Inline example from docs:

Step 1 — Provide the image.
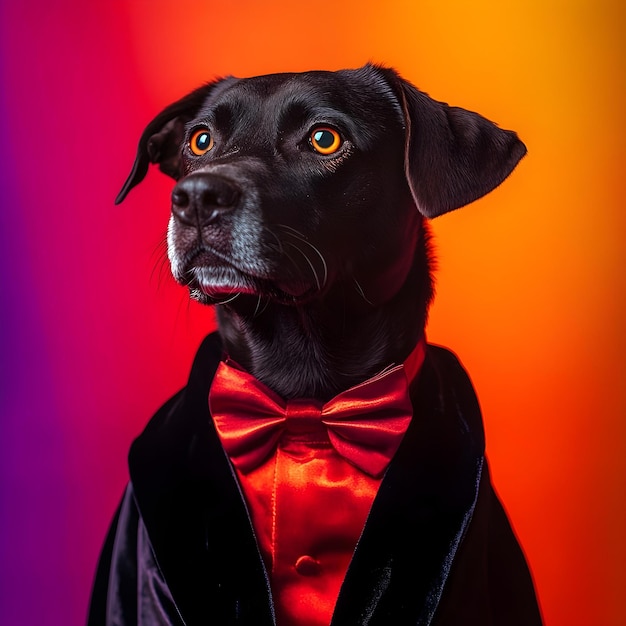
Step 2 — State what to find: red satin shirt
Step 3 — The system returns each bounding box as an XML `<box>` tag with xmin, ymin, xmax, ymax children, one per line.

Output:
<box><xmin>234</xmin><ymin>421</ymin><xmax>380</xmax><ymax>625</ymax></box>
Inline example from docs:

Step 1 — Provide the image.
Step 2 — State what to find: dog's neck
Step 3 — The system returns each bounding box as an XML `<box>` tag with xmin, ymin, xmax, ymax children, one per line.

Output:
<box><xmin>215</xmin><ymin>243</ymin><xmax>433</xmax><ymax>402</ymax></box>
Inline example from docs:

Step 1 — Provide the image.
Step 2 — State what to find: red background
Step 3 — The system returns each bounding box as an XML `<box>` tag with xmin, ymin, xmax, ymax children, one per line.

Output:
<box><xmin>0</xmin><ymin>1</ymin><xmax>624</xmax><ymax>624</ymax></box>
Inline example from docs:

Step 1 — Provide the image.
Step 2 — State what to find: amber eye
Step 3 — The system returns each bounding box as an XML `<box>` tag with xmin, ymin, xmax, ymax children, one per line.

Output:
<box><xmin>310</xmin><ymin>127</ymin><xmax>341</xmax><ymax>155</ymax></box>
<box><xmin>189</xmin><ymin>128</ymin><xmax>214</xmax><ymax>155</ymax></box>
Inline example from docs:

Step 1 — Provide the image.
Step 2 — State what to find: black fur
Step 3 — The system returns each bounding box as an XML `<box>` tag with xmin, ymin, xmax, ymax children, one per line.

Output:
<box><xmin>117</xmin><ymin>64</ymin><xmax>525</xmax><ymax>402</ymax></box>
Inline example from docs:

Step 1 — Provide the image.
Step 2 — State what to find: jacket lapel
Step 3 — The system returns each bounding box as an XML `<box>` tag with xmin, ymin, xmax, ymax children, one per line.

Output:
<box><xmin>128</xmin><ymin>333</ymin><xmax>275</xmax><ymax>625</ymax></box>
<box><xmin>331</xmin><ymin>345</ymin><xmax>486</xmax><ymax>626</ymax></box>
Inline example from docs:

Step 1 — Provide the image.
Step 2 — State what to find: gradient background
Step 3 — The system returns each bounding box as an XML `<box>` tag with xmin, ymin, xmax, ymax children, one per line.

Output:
<box><xmin>0</xmin><ymin>1</ymin><xmax>624</xmax><ymax>624</ymax></box>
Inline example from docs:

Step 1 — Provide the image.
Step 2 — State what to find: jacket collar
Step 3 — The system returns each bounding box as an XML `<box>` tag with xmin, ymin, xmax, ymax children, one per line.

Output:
<box><xmin>128</xmin><ymin>333</ymin><xmax>485</xmax><ymax>626</ymax></box>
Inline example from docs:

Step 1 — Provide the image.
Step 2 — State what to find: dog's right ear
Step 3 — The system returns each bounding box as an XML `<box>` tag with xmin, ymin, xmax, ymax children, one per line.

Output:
<box><xmin>115</xmin><ymin>81</ymin><xmax>220</xmax><ymax>205</ymax></box>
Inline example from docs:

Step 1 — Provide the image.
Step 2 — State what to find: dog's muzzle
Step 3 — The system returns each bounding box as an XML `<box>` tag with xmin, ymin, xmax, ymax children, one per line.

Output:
<box><xmin>167</xmin><ymin>169</ymin><xmax>330</xmax><ymax>305</ymax></box>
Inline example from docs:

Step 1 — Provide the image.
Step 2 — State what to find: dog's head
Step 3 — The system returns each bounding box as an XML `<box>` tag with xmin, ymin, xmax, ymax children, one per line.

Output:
<box><xmin>117</xmin><ymin>64</ymin><xmax>525</xmax><ymax>314</ymax></box>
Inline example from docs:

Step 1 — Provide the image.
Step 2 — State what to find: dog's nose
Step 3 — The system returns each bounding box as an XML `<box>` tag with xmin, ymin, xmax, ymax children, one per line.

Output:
<box><xmin>171</xmin><ymin>174</ymin><xmax>240</xmax><ymax>226</ymax></box>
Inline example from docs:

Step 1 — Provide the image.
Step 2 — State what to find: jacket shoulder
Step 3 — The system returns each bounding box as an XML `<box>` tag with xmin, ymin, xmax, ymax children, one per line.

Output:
<box><xmin>420</xmin><ymin>342</ymin><xmax>485</xmax><ymax>450</ymax></box>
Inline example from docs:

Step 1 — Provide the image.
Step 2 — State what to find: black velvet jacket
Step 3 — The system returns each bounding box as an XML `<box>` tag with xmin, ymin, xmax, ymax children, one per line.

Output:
<box><xmin>87</xmin><ymin>333</ymin><xmax>542</xmax><ymax>625</ymax></box>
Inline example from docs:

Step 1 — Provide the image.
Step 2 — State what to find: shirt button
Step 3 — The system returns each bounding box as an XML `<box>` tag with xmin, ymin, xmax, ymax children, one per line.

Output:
<box><xmin>294</xmin><ymin>555</ymin><xmax>321</xmax><ymax>576</ymax></box>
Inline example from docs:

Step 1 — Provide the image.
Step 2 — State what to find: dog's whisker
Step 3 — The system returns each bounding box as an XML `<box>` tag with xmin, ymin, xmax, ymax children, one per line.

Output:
<box><xmin>253</xmin><ymin>294</ymin><xmax>271</xmax><ymax>318</ymax></box>
<box><xmin>180</xmin><ymin>269</ymin><xmax>195</xmax><ymax>287</ymax></box>
<box><xmin>298</xmin><ymin>239</ymin><xmax>328</xmax><ymax>289</ymax></box>
<box><xmin>149</xmin><ymin>236</ymin><xmax>168</xmax><ymax>261</ymax></box>
<box><xmin>263</xmin><ymin>226</ymin><xmax>285</xmax><ymax>256</ymax></box>
<box><xmin>214</xmin><ymin>292</ymin><xmax>241</xmax><ymax>306</ymax></box>
<box><xmin>158</xmin><ymin>254</ymin><xmax>173</xmax><ymax>285</ymax></box>
<box><xmin>275</xmin><ymin>223</ymin><xmax>307</xmax><ymax>238</ymax></box>
<box><xmin>353</xmin><ymin>278</ymin><xmax>374</xmax><ymax>306</ymax></box>
<box><xmin>284</xmin><ymin>240</ymin><xmax>321</xmax><ymax>291</ymax></box>
<box><xmin>277</xmin><ymin>225</ymin><xmax>328</xmax><ymax>289</ymax></box>
<box><xmin>253</xmin><ymin>294</ymin><xmax>263</xmax><ymax>317</ymax></box>
<box><xmin>278</xmin><ymin>246</ymin><xmax>304</xmax><ymax>288</ymax></box>
<box><xmin>149</xmin><ymin>238</ymin><xmax>172</xmax><ymax>289</ymax></box>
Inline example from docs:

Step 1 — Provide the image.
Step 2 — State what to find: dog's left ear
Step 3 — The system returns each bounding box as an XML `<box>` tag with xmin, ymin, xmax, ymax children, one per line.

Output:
<box><xmin>385</xmin><ymin>70</ymin><xmax>526</xmax><ymax>218</ymax></box>
<box><xmin>115</xmin><ymin>81</ymin><xmax>221</xmax><ymax>205</ymax></box>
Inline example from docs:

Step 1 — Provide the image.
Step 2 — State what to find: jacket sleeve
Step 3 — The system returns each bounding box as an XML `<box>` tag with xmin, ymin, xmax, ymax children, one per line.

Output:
<box><xmin>86</xmin><ymin>485</ymin><xmax>184</xmax><ymax>626</ymax></box>
<box><xmin>432</xmin><ymin>465</ymin><xmax>543</xmax><ymax>625</ymax></box>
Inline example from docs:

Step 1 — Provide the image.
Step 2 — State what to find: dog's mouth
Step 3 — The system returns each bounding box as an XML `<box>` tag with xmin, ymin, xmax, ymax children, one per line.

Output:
<box><xmin>175</xmin><ymin>247</ymin><xmax>318</xmax><ymax>306</ymax></box>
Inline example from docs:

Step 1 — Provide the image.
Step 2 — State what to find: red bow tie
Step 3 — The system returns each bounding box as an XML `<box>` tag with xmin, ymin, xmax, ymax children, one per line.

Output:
<box><xmin>209</xmin><ymin>339</ymin><xmax>426</xmax><ymax>478</ymax></box>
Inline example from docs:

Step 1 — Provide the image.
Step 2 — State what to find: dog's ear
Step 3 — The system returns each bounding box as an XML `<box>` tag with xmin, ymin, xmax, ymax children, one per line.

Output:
<box><xmin>387</xmin><ymin>71</ymin><xmax>526</xmax><ymax>218</ymax></box>
<box><xmin>115</xmin><ymin>82</ymin><xmax>220</xmax><ymax>205</ymax></box>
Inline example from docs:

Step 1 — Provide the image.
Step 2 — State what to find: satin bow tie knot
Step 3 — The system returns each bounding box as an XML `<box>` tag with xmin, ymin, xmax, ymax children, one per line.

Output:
<box><xmin>281</xmin><ymin>400</ymin><xmax>326</xmax><ymax>436</ymax></box>
<box><xmin>209</xmin><ymin>339</ymin><xmax>426</xmax><ymax>478</ymax></box>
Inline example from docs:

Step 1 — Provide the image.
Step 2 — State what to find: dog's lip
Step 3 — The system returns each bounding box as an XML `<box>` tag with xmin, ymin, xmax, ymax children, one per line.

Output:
<box><xmin>193</xmin><ymin>268</ymin><xmax>317</xmax><ymax>304</ymax></box>
<box><xmin>179</xmin><ymin>247</ymin><xmax>316</xmax><ymax>304</ymax></box>
<box><xmin>194</xmin><ymin>268</ymin><xmax>260</xmax><ymax>298</ymax></box>
<box><xmin>183</xmin><ymin>258</ymin><xmax>265</xmax><ymax>297</ymax></box>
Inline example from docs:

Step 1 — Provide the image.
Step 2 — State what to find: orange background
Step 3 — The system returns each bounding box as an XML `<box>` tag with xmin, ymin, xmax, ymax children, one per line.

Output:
<box><xmin>0</xmin><ymin>1</ymin><xmax>624</xmax><ymax>624</ymax></box>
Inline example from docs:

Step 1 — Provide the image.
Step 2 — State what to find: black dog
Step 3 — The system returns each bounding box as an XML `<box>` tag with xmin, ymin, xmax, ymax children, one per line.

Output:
<box><xmin>89</xmin><ymin>65</ymin><xmax>542</xmax><ymax>625</ymax></box>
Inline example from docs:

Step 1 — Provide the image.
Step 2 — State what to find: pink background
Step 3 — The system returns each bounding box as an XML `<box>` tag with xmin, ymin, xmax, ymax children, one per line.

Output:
<box><xmin>0</xmin><ymin>1</ymin><xmax>624</xmax><ymax>624</ymax></box>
